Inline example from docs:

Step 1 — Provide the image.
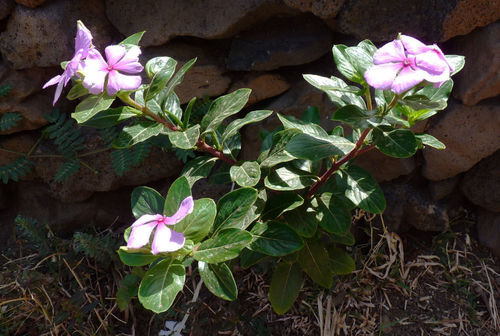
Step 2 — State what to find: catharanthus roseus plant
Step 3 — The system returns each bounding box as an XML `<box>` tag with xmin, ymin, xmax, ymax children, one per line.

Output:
<box><xmin>44</xmin><ymin>22</ymin><xmax>464</xmax><ymax>315</ymax></box>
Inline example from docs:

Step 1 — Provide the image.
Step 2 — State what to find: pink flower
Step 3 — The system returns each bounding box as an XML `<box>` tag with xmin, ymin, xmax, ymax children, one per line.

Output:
<box><xmin>127</xmin><ymin>197</ymin><xmax>194</xmax><ymax>254</ymax></box>
<box><xmin>82</xmin><ymin>45</ymin><xmax>143</xmax><ymax>96</ymax></box>
<box><xmin>43</xmin><ymin>21</ymin><xmax>93</xmax><ymax>105</ymax></box>
<box><xmin>364</xmin><ymin>35</ymin><xmax>453</xmax><ymax>94</ymax></box>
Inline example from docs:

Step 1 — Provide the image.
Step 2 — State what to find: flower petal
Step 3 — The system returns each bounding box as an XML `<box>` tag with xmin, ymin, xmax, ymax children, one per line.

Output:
<box><xmin>105</xmin><ymin>45</ymin><xmax>126</xmax><ymax>67</ymax></box>
<box><xmin>400</xmin><ymin>35</ymin><xmax>429</xmax><ymax>55</ymax></box>
<box><xmin>114</xmin><ymin>46</ymin><xmax>143</xmax><ymax>74</ymax></box>
<box><xmin>151</xmin><ymin>224</ymin><xmax>185</xmax><ymax>254</ymax></box>
<box><xmin>74</xmin><ymin>21</ymin><xmax>93</xmax><ymax>56</ymax></box>
<box><xmin>415</xmin><ymin>50</ymin><xmax>450</xmax><ymax>83</ymax></box>
<box><xmin>373</xmin><ymin>40</ymin><xmax>405</xmax><ymax>64</ymax></box>
<box><xmin>82</xmin><ymin>68</ymin><xmax>107</xmax><ymax>94</ymax></box>
<box><xmin>43</xmin><ymin>75</ymin><xmax>61</xmax><ymax>89</ymax></box>
<box><xmin>391</xmin><ymin>66</ymin><xmax>425</xmax><ymax>94</ymax></box>
<box><xmin>106</xmin><ymin>70</ymin><xmax>121</xmax><ymax>96</ymax></box>
<box><xmin>164</xmin><ymin>196</ymin><xmax>194</xmax><ymax>225</ymax></box>
<box><xmin>127</xmin><ymin>221</ymin><xmax>157</xmax><ymax>249</ymax></box>
<box><xmin>364</xmin><ymin>62</ymin><xmax>402</xmax><ymax>91</ymax></box>
<box><xmin>131</xmin><ymin>214</ymin><xmax>162</xmax><ymax>227</ymax></box>
<box><xmin>108</xmin><ymin>71</ymin><xmax>142</xmax><ymax>94</ymax></box>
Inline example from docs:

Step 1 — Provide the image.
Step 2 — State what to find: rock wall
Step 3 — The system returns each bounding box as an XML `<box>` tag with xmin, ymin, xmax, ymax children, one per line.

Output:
<box><xmin>0</xmin><ymin>0</ymin><xmax>499</xmax><ymax>251</ymax></box>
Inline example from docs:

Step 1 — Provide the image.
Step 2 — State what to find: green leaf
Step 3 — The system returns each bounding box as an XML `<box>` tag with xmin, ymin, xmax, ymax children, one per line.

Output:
<box><xmin>249</xmin><ymin>221</ymin><xmax>303</xmax><ymax>256</ymax></box>
<box><xmin>316</xmin><ymin>193</ymin><xmax>351</xmax><ymax>235</ymax></box>
<box><xmin>357</xmin><ymin>39</ymin><xmax>377</xmax><ymax>56</ymax></box>
<box><xmin>163</xmin><ymin>93</ymin><xmax>183</xmax><ymax>122</ymax></box>
<box><xmin>72</xmin><ymin>94</ymin><xmax>115</xmax><ymax>123</ymax></box>
<box><xmin>222</xmin><ymin>110</ymin><xmax>273</xmax><ymax>145</ymax></box>
<box><xmin>277</xmin><ymin>113</ymin><xmax>328</xmax><ymax>137</ymax></box>
<box><xmin>116</xmin><ymin>274</ymin><xmax>139</xmax><ymax>311</ymax></box>
<box><xmin>337</xmin><ymin>165</ymin><xmax>385</xmax><ymax>214</ymax></box>
<box><xmin>415</xmin><ymin>133</ymin><xmax>445</xmax><ymax>150</ymax></box>
<box><xmin>138</xmin><ymin>258</ymin><xmax>185</xmax><ymax>313</ymax></box>
<box><xmin>269</xmin><ymin>262</ymin><xmax>302</xmax><ymax>314</ymax></box>
<box><xmin>118</xmin><ymin>247</ymin><xmax>159</xmax><ymax>266</ymax></box>
<box><xmin>330</xmin><ymin>231</ymin><xmax>355</xmax><ymax>246</ymax></box>
<box><xmin>120</xmin><ymin>31</ymin><xmax>145</xmax><ymax>46</ymax></box>
<box><xmin>400</xmin><ymin>95</ymin><xmax>446</xmax><ymax>111</ymax></box>
<box><xmin>112</xmin><ymin>121</ymin><xmax>164</xmax><ymax>149</ymax></box>
<box><xmin>193</xmin><ymin>228</ymin><xmax>253</xmax><ymax>263</ymax></box>
<box><xmin>0</xmin><ymin>112</ymin><xmax>22</xmax><ymax>132</ymax></box>
<box><xmin>131</xmin><ymin>186</ymin><xmax>164</xmax><ymax>218</ymax></box>
<box><xmin>260</xmin><ymin>129</ymin><xmax>300</xmax><ymax>168</ymax></box>
<box><xmin>230</xmin><ymin>161</ymin><xmax>261</xmax><ymax>187</ymax></box>
<box><xmin>327</xmin><ymin>246</ymin><xmax>355</xmax><ymax>275</ymax></box>
<box><xmin>201</xmin><ymin>88</ymin><xmax>251</xmax><ymax>134</ymax></box>
<box><xmin>286</xmin><ymin>133</ymin><xmax>355</xmax><ymax>161</ymax></box>
<box><xmin>297</xmin><ymin>240</ymin><xmax>333</xmax><ymax>288</ymax></box>
<box><xmin>262</xmin><ymin>192</ymin><xmax>303</xmax><ymax>220</ymax></box>
<box><xmin>164</xmin><ymin>176</ymin><xmax>191</xmax><ymax>217</ymax></box>
<box><xmin>241</xmin><ymin>188</ymin><xmax>267</xmax><ymax>227</ymax></box>
<box><xmin>145</xmin><ymin>56</ymin><xmax>177</xmax><ymax>79</ymax></box>
<box><xmin>240</xmin><ymin>248</ymin><xmax>269</xmax><ymax>268</ymax></box>
<box><xmin>283</xmin><ymin>204</ymin><xmax>319</xmax><ymax>238</ymax></box>
<box><xmin>264</xmin><ymin>166</ymin><xmax>317</xmax><ymax>191</ymax></box>
<box><xmin>332</xmin><ymin>104</ymin><xmax>383</xmax><ymax>129</ymax></box>
<box><xmin>372</xmin><ymin>126</ymin><xmax>417</xmax><ymax>158</ymax></box>
<box><xmin>417</xmin><ymin>79</ymin><xmax>453</xmax><ymax>102</ymax></box>
<box><xmin>173</xmin><ymin>198</ymin><xmax>216</xmax><ymax>243</ymax></box>
<box><xmin>301</xmin><ymin>106</ymin><xmax>321</xmax><ymax>124</ymax></box>
<box><xmin>446</xmin><ymin>55</ymin><xmax>465</xmax><ymax>76</ymax></box>
<box><xmin>181</xmin><ymin>156</ymin><xmax>218</xmax><ymax>187</ymax></box>
<box><xmin>198</xmin><ymin>261</ymin><xmax>237</xmax><ymax>301</ymax></box>
<box><xmin>160</xmin><ymin>58</ymin><xmax>197</xmax><ymax>109</ymax></box>
<box><xmin>303</xmin><ymin>74</ymin><xmax>365</xmax><ymax>108</ymax></box>
<box><xmin>332</xmin><ymin>44</ymin><xmax>371</xmax><ymax>85</ymax></box>
<box><xmin>82</xmin><ymin>106</ymin><xmax>139</xmax><ymax>128</ymax></box>
<box><xmin>166</xmin><ymin>124</ymin><xmax>200</xmax><ymax>149</ymax></box>
<box><xmin>66</xmin><ymin>82</ymin><xmax>89</xmax><ymax>100</ymax></box>
<box><xmin>213</xmin><ymin>188</ymin><xmax>258</xmax><ymax>233</ymax></box>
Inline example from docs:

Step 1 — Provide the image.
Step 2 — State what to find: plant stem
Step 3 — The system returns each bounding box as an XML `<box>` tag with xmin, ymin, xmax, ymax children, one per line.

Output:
<box><xmin>196</xmin><ymin>139</ymin><xmax>236</xmax><ymax>165</ymax></box>
<box><xmin>306</xmin><ymin>128</ymin><xmax>373</xmax><ymax>199</ymax></box>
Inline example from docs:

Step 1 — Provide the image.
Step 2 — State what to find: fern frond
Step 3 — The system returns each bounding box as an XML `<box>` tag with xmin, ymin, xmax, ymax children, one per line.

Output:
<box><xmin>0</xmin><ymin>84</ymin><xmax>12</xmax><ymax>97</ymax></box>
<box><xmin>14</xmin><ymin>215</ymin><xmax>53</xmax><ymax>255</ymax></box>
<box><xmin>99</xmin><ymin>127</ymin><xmax>120</xmax><ymax>147</ymax></box>
<box><xmin>72</xmin><ymin>232</ymin><xmax>119</xmax><ymax>266</ymax></box>
<box><xmin>131</xmin><ymin>141</ymin><xmax>153</xmax><ymax>166</ymax></box>
<box><xmin>54</xmin><ymin>159</ymin><xmax>80</xmax><ymax>182</ymax></box>
<box><xmin>111</xmin><ymin>148</ymin><xmax>133</xmax><ymax>176</ymax></box>
<box><xmin>173</xmin><ymin>148</ymin><xmax>195</xmax><ymax>163</ymax></box>
<box><xmin>0</xmin><ymin>112</ymin><xmax>22</xmax><ymax>132</ymax></box>
<box><xmin>189</xmin><ymin>96</ymin><xmax>212</xmax><ymax>125</ymax></box>
<box><xmin>43</xmin><ymin>109</ymin><xmax>84</xmax><ymax>157</ymax></box>
<box><xmin>0</xmin><ymin>157</ymin><xmax>33</xmax><ymax>183</ymax></box>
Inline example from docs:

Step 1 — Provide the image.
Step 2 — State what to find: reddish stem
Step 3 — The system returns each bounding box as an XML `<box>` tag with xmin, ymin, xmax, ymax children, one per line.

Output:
<box><xmin>196</xmin><ymin>139</ymin><xmax>237</xmax><ymax>165</ymax></box>
<box><xmin>306</xmin><ymin>129</ymin><xmax>373</xmax><ymax>199</ymax></box>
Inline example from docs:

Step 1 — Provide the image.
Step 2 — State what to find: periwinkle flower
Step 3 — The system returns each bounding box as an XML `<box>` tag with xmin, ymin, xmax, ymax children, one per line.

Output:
<box><xmin>43</xmin><ymin>21</ymin><xmax>93</xmax><ymax>105</ymax></box>
<box><xmin>364</xmin><ymin>35</ymin><xmax>453</xmax><ymax>94</ymax></box>
<box><xmin>82</xmin><ymin>45</ymin><xmax>143</xmax><ymax>96</ymax></box>
<box><xmin>127</xmin><ymin>197</ymin><xmax>193</xmax><ymax>255</ymax></box>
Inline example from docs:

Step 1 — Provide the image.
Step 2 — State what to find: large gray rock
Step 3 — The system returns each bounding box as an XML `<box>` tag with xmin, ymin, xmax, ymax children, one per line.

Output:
<box><xmin>0</xmin><ymin>0</ymin><xmax>115</xmax><ymax>69</ymax></box>
<box><xmin>283</xmin><ymin>0</ymin><xmax>345</xmax><ymax>18</ymax></box>
<box><xmin>0</xmin><ymin>0</ymin><xmax>14</xmax><ymax>20</ymax></box>
<box><xmin>461</xmin><ymin>151</ymin><xmax>500</xmax><ymax>212</ymax></box>
<box><xmin>476</xmin><ymin>208</ymin><xmax>500</xmax><ymax>258</ymax></box>
<box><xmin>229</xmin><ymin>73</ymin><xmax>290</xmax><ymax>106</ymax></box>
<box><xmin>452</xmin><ymin>22</ymin><xmax>500</xmax><ymax>106</ymax></box>
<box><xmin>227</xmin><ymin>16</ymin><xmax>333</xmax><ymax>71</ymax></box>
<box><xmin>422</xmin><ymin>99</ymin><xmax>500</xmax><ymax>181</ymax></box>
<box><xmin>105</xmin><ymin>0</ymin><xmax>291</xmax><ymax>47</ymax></box>
<box><xmin>0</xmin><ymin>93</ymin><xmax>52</xmax><ymax>134</ymax></box>
<box><xmin>337</xmin><ymin>0</ymin><xmax>500</xmax><ymax>42</ymax></box>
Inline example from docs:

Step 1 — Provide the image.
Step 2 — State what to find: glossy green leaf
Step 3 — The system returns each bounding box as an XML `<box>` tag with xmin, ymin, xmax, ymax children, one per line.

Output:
<box><xmin>166</xmin><ymin>125</ymin><xmax>200</xmax><ymax>149</ymax></box>
<box><xmin>82</xmin><ymin>106</ymin><xmax>140</xmax><ymax>128</ymax></box>
<box><xmin>249</xmin><ymin>221</ymin><xmax>303</xmax><ymax>256</ymax></box>
<box><xmin>269</xmin><ymin>262</ymin><xmax>302</xmax><ymax>314</ymax></box>
<box><xmin>193</xmin><ymin>228</ymin><xmax>253</xmax><ymax>263</ymax></box>
<box><xmin>120</xmin><ymin>31</ymin><xmax>145</xmax><ymax>46</ymax></box>
<box><xmin>297</xmin><ymin>240</ymin><xmax>333</xmax><ymax>288</ymax></box>
<box><xmin>283</xmin><ymin>204</ymin><xmax>319</xmax><ymax>238</ymax></box>
<box><xmin>303</xmin><ymin>74</ymin><xmax>365</xmax><ymax>108</ymax></box>
<box><xmin>213</xmin><ymin>188</ymin><xmax>258</xmax><ymax>233</ymax></box>
<box><xmin>301</xmin><ymin>106</ymin><xmax>321</xmax><ymax>124</ymax></box>
<box><xmin>222</xmin><ymin>110</ymin><xmax>273</xmax><ymax>144</ymax></box>
<box><xmin>138</xmin><ymin>259</ymin><xmax>185</xmax><ymax>313</ymax></box>
<box><xmin>174</xmin><ymin>198</ymin><xmax>216</xmax><ymax>243</ymax></box>
<box><xmin>327</xmin><ymin>246</ymin><xmax>355</xmax><ymax>275</ymax></box>
<box><xmin>286</xmin><ymin>133</ymin><xmax>355</xmax><ymax>161</ymax></box>
<box><xmin>332</xmin><ymin>104</ymin><xmax>383</xmax><ymax>129</ymax></box>
<box><xmin>262</xmin><ymin>192</ymin><xmax>303</xmax><ymax>220</ymax></box>
<box><xmin>337</xmin><ymin>165</ymin><xmax>386</xmax><ymax>214</ymax></box>
<box><xmin>160</xmin><ymin>58</ymin><xmax>197</xmax><ymax>108</ymax></box>
<box><xmin>113</xmin><ymin>121</ymin><xmax>164</xmax><ymax>149</ymax></box>
<box><xmin>415</xmin><ymin>133</ymin><xmax>445</xmax><ymax>150</ymax></box>
<box><xmin>181</xmin><ymin>156</ymin><xmax>218</xmax><ymax>187</ymax></box>
<box><xmin>332</xmin><ymin>44</ymin><xmax>371</xmax><ymax>85</ymax></box>
<box><xmin>118</xmin><ymin>247</ymin><xmax>159</xmax><ymax>266</ymax></box>
<box><xmin>417</xmin><ymin>79</ymin><xmax>453</xmax><ymax>102</ymax></box>
<box><xmin>240</xmin><ymin>248</ymin><xmax>269</xmax><ymax>268</ymax></box>
<box><xmin>316</xmin><ymin>192</ymin><xmax>351</xmax><ymax>235</ymax></box>
<box><xmin>372</xmin><ymin>126</ymin><xmax>417</xmax><ymax>158</ymax></box>
<box><xmin>260</xmin><ymin>129</ymin><xmax>300</xmax><ymax>168</ymax></box>
<box><xmin>72</xmin><ymin>94</ymin><xmax>115</xmax><ymax>123</ymax></box>
<box><xmin>163</xmin><ymin>93</ymin><xmax>182</xmax><ymax>121</ymax></box>
<box><xmin>241</xmin><ymin>188</ymin><xmax>267</xmax><ymax>227</ymax></box>
<box><xmin>357</xmin><ymin>39</ymin><xmax>377</xmax><ymax>56</ymax></box>
<box><xmin>400</xmin><ymin>95</ymin><xmax>446</xmax><ymax>111</ymax></box>
<box><xmin>66</xmin><ymin>82</ymin><xmax>89</xmax><ymax>100</ymax></box>
<box><xmin>145</xmin><ymin>56</ymin><xmax>177</xmax><ymax>79</ymax></box>
<box><xmin>230</xmin><ymin>161</ymin><xmax>261</xmax><ymax>187</ymax></box>
<box><xmin>330</xmin><ymin>231</ymin><xmax>355</xmax><ymax>246</ymax></box>
<box><xmin>277</xmin><ymin>114</ymin><xmax>328</xmax><ymax>137</ymax></box>
<box><xmin>116</xmin><ymin>274</ymin><xmax>139</xmax><ymax>311</ymax></box>
<box><xmin>198</xmin><ymin>261</ymin><xmax>237</xmax><ymax>301</ymax></box>
<box><xmin>164</xmin><ymin>176</ymin><xmax>191</xmax><ymax>217</ymax></box>
<box><xmin>201</xmin><ymin>88</ymin><xmax>251</xmax><ymax>134</ymax></box>
<box><xmin>131</xmin><ymin>186</ymin><xmax>164</xmax><ymax>218</ymax></box>
<box><xmin>264</xmin><ymin>166</ymin><xmax>317</xmax><ymax>191</ymax></box>
<box><xmin>446</xmin><ymin>55</ymin><xmax>465</xmax><ymax>75</ymax></box>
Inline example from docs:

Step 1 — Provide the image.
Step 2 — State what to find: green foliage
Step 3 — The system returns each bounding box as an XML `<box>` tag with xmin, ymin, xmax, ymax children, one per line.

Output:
<box><xmin>43</xmin><ymin>109</ymin><xmax>85</xmax><ymax>158</ymax></box>
<box><xmin>0</xmin><ymin>156</ymin><xmax>33</xmax><ymax>183</ymax></box>
<box><xmin>0</xmin><ymin>112</ymin><xmax>22</xmax><ymax>132</ymax></box>
<box><xmin>72</xmin><ymin>231</ymin><xmax>120</xmax><ymax>267</ymax></box>
<box><xmin>0</xmin><ymin>84</ymin><xmax>12</xmax><ymax>97</ymax></box>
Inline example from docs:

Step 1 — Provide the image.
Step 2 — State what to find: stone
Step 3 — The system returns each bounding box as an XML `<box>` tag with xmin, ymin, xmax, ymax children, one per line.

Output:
<box><xmin>283</xmin><ymin>0</ymin><xmax>345</xmax><ymax>18</ymax></box>
<box><xmin>0</xmin><ymin>0</ymin><xmax>115</xmax><ymax>69</ymax></box>
<box><xmin>15</xmin><ymin>0</ymin><xmax>47</xmax><ymax>8</ymax></box>
<box><xmin>476</xmin><ymin>208</ymin><xmax>500</xmax><ymax>258</ymax></box>
<box><xmin>0</xmin><ymin>94</ymin><xmax>52</xmax><ymax>134</ymax></box>
<box><xmin>105</xmin><ymin>0</ymin><xmax>291</xmax><ymax>47</ymax></box>
<box><xmin>227</xmin><ymin>16</ymin><xmax>333</xmax><ymax>71</ymax></box>
<box><xmin>0</xmin><ymin>0</ymin><xmax>14</xmax><ymax>20</ymax></box>
<box><xmin>429</xmin><ymin>176</ymin><xmax>459</xmax><ymax>201</ymax></box>
<box><xmin>0</xmin><ymin>133</ymin><xmax>38</xmax><ymax>167</ymax></box>
<box><xmin>461</xmin><ymin>150</ymin><xmax>500</xmax><ymax>212</ymax></box>
<box><xmin>382</xmin><ymin>181</ymin><xmax>449</xmax><ymax>232</ymax></box>
<box><xmin>229</xmin><ymin>73</ymin><xmax>290</xmax><ymax>106</ymax></box>
<box><xmin>336</xmin><ymin>0</ymin><xmax>500</xmax><ymax>43</ymax></box>
<box><xmin>452</xmin><ymin>22</ymin><xmax>500</xmax><ymax>105</ymax></box>
<box><xmin>422</xmin><ymin>99</ymin><xmax>500</xmax><ymax>181</ymax></box>
<box><xmin>0</xmin><ymin>65</ymin><xmax>54</xmax><ymax>104</ymax></box>
<box><xmin>354</xmin><ymin>149</ymin><xmax>416</xmax><ymax>183</ymax></box>
<box><xmin>142</xmin><ymin>42</ymin><xmax>231</xmax><ymax>104</ymax></box>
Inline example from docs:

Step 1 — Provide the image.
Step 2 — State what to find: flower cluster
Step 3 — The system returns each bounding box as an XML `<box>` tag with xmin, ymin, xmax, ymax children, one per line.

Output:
<box><xmin>43</xmin><ymin>21</ymin><xmax>143</xmax><ymax>105</ymax></box>
<box><xmin>364</xmin><ymin>35</ymin><xmax>453</xmax><ymax>94</ymax></box>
